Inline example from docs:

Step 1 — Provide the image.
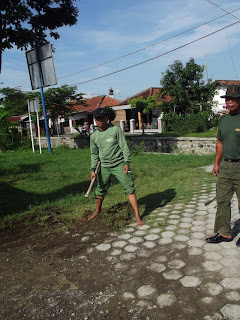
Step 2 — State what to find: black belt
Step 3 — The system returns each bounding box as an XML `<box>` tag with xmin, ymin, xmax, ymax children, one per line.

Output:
<box><xmin>224</xmin><ymin>159</ymin><xmax>240</xmax><ymax>163</ymax></box>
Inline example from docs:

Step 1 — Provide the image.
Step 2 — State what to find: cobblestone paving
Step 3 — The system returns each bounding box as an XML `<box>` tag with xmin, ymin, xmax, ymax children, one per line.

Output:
<box><xmin>81</xmin><ymin>183</ymin><xmax>240</xmax><ymax>320</ymax></box>
<box><xmin>1</xmin><ymin>182</ymin><xmax>240</xmax><ymax>320</ymax></box>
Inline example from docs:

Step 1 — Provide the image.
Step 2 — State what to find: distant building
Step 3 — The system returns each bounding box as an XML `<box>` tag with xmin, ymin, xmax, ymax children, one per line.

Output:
<box><xmin>65</xmin><ymin>95</ymin><xmax>120</xmax><ymax>134</ymax></box>
<box><xmin>112</xmin><ymin>87</ymin><xmax>171</xmax><ymax>130</ymax></box>
<box><xmin>213</xmin><ymin>80</ymin><xmax>240</xmax><ymax>114</ymax></box>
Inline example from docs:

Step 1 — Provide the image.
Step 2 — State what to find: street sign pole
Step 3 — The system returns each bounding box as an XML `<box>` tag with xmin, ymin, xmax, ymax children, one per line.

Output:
<box><xmin>26</xmin><ymin>42</ymin><xmax>57</xmax><ymax>155</ymax></box>
<box><xmin>28</xmin><ymin>108</ymin><xmax>35</xmax><ymax>153</ymax></box>
<box><xmin>35</xmin><ymin>46</ymin><xmax>52</xmax><ymax>154</ymax></box>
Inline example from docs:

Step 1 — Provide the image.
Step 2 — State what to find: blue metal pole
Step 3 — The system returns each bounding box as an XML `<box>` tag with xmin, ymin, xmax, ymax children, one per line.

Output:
<box><xmin>39</xmin><ymin>81</ymin><xmax>52</xmax><ymax>154</ymax></box>
<box><xmin>35</xmin><ymin>46</ymin><xmax>52</xmax><ymax>154</ymax></box>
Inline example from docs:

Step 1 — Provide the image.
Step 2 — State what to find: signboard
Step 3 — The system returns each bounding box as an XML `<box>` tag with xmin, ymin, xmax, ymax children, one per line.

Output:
<box><xmin>27</xmin><ymin>97</ymin><xmax>42</xmax><ymax>154</ymax></box>
<box><xmin>27</xmin><ymin>97</ymin><xmax>39</xmax><ymax>112</ymax></box>
<box><xmin>26</xmin><ymin>42</ymin><xmax>57</xmax><ymax>90</ymax></box>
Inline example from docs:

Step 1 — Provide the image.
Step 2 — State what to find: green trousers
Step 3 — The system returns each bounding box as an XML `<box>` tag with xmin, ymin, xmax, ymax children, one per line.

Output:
<box><xmin>214</xmin><ymin>160</ymin><xmax>240</xmax><ymax>236</ymax></box>
<box><xmin>95</xmin><ymin>162</ymin><xmax>135</xmax><ymax>196</ymax></box>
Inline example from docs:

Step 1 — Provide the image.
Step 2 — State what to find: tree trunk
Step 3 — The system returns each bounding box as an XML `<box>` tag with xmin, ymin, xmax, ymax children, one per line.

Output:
<box><xmin>141</xmin><ymin>113</ymin><xmax>144</xmax><ymax>135</ymax></box>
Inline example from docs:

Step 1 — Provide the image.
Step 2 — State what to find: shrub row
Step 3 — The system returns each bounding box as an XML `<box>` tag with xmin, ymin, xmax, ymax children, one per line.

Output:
<box><xmin>163</xmin><ymin>112</ymin><xmax>218</xmax><ymax>134</ymax></box>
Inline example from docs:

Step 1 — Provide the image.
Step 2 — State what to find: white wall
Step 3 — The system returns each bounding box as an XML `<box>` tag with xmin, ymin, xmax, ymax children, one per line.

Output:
<box><xmin>212</xmin><ymin>87</ymin><xmax>227</xmax><ymax>114</ymax></box>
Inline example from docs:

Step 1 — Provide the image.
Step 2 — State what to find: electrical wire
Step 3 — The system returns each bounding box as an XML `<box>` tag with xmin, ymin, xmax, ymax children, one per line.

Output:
<box><xmin>69</xmin><ymin>21</ymin><xmax>239</xmax><ymax>86</ymax></box>
<box><xmin>207</xmin><ymin>0</ymin><xmax>239</xmax><ymax>80</ymax></box>
<box><xmin>57</xmin><ymin>8</ymin><xmax>240</xmax><ymax>80</ymax></box>
<box><xmin>207</xmin><ymin>0</ymin><xmax>240</xmax><ymax>21</ymax></box>
<box><xmin>20</xmin><ymin>6</ymin><xmax>240</xmax><ymax>91</ymax></box>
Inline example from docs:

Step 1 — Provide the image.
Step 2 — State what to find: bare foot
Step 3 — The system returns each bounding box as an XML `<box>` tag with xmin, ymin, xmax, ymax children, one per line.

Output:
<box><xmin>88</xmin><ymin>211</ymin><xmax>99</xmax><ymax>221</ymax></box>
<box><xmin>136</xmin><ymin>219</ymin><xmax>144</xmax><ymax>226</ymax></box>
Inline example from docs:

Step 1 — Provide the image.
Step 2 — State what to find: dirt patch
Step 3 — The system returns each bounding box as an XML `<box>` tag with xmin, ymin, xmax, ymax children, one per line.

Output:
<box><xmin>0</xmin><ymin>219</ymin><xmax>116</xmax><ymax>320</ymax></box>
<box><xmin>0</xmin><ymin>215</ymin><xmax>226</xmax><ymax>320</ymax></box>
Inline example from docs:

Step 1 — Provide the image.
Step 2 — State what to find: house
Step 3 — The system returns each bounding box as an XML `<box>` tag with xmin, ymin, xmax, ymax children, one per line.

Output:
<box><xmin>8</xmin><ymin>114</ymin><xmax>29</xmax><ymax>133</ymax></box>
<box><xmin>112</xmin><ymin>87</ymin><xmax>171</xmax><ymax>130</ymax></box>
<box><xmin>213</xmin><ymin>80</ymin><xmax>240</xmax><ymax>114</ymax></box>
<box><xmin>64</xmin><ymin>95</ymin><xmax>120</xmax><ymax>134</ymax></box>
<box><xmin>7</xmin><ymin>95</ymin><xmax>120</xmax><ymax>136</ymax></box>
<box><xmin>8</xmin><ymin>114</ymin><xmax>29</xmax><ymax>123</ymax></box>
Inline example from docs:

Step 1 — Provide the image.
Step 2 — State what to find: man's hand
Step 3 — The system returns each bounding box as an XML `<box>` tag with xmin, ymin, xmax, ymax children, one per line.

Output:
<box><xmin>124</xmin><ymin>164</ymin><xmax>130</xmax><ymax>175</ymax></box>
<box><xmin>91</xmin><ymin>171</ymin><xmax>97</xmax><ymax>180</ymax></box>
<box><xmin>212</xmin><ymin>164</ymin><xmax>219</xmax><ymax>176</ymax></box>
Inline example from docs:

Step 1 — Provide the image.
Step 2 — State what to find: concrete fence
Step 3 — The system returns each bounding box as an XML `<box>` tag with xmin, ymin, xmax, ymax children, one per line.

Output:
<box><xmin>38</xmin><ymin>136</ymin><xmax>217</xmax><ymax>155</ymax></box>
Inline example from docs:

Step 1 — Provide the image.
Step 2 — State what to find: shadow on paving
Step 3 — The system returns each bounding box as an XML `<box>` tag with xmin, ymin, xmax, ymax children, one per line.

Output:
<box><xmin>232</xmin><ymin>218</ymin><xmax>240</xmax><ymax>239</ymax></box>
<box><xmin>0</xmin><ymin>180</ymin><xmax>89</xmax><ymax>218</ymax></box>
<box><xmin>139</xmin><ymin>188</ymin><xmax>176</xmax><ymax>219</ymax></box>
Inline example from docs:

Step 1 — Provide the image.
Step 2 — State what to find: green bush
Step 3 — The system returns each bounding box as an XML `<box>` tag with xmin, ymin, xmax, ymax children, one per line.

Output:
<box><xmin>0</xmin><ymin>127</ymin><xmax>23</xmax><ymax>151</ymax></box>
<box><xmin>163</xmin><ymin>112</ymin><xmax>213</xmax><ymax>134</ymax></box>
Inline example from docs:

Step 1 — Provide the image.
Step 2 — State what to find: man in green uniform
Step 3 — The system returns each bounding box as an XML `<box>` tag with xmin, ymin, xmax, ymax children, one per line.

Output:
<box><xmin>88</xmin><ymin>108</ymin><xmax>144</xmax><ymax>226</ymax></box>
<box><xmin>206</xmin><ymin>84</ymin><xmax>240</xmax><ymax>246</ymax></box>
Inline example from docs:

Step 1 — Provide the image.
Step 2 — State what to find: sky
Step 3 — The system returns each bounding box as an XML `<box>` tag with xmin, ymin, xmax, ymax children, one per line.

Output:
<box><xmin>1</xmin><ymin>0</ymin><xmax>240</xmax><ymax>100</ymax></box>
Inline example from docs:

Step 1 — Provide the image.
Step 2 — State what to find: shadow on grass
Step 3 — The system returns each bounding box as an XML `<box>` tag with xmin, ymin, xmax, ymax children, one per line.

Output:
<box><xmin>139</xmin><ymin>189</ymin><xmax>176</xmax><ymax>219</ymax></box>
<box><xmin>0</xmin><ymin>180</ymin><xmax>90</xmax><ymax>218</ymax></box>
<box><xmin>0</xmin><ymin>163</ymin><xmax>43</xmax><ymax>178</ymax></box>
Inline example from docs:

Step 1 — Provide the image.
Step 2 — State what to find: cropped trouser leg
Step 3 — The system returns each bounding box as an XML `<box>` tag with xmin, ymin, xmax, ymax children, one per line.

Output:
<box><xmin>214</xmin><ymin>161</ymin><xmax>240</xmax><ymax>236</ymax></box>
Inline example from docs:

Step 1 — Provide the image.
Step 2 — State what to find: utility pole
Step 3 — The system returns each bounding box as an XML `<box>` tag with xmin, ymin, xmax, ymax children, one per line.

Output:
<box><xmin>204</xmin><ymin>56</ymin><xmax>209</xmax><ymax>81</ymax></box>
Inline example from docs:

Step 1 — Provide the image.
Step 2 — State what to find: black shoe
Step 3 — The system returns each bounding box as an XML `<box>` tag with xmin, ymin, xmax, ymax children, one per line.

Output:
<box><xmin>236</xmin><ymin>238</ymin><xmax>240</xmax><ymax>247</ymax></box>
<box><xmin>206</xmin><ymin>233</ymin><xmax>233</xmax><ymax>244</ymax></box>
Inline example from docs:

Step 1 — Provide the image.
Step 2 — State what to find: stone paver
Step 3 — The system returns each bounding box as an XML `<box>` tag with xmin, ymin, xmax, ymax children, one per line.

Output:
<box><xmin>137</xmin><ymin>285</ymin><xmax>157</xmax><ymax>298</ymax></box>
<box><xmin>9</xmin><ymin>184</ymin><xmax>239</xmax><ymax>320</ymax></box>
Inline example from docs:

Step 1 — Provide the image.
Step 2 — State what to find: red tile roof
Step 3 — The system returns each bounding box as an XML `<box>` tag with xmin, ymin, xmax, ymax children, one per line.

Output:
<box><xmin>118</xmin><ymin>87</ymin><xmax>171</xmax><ymax>105</ymax></box>
<box><xmin>69</xmin><ymin>95</ymin><xmax>120</xmax><ymax>113</ymax></box>
<box><xmin>215</xmin><ymin>80</ymin><xmax>240</xmax><ymax>87</ymax></box>
<box><xmin>8</xmin><ymin>114</ymin><xmax>28</xmax><ymax>122</ymax></box>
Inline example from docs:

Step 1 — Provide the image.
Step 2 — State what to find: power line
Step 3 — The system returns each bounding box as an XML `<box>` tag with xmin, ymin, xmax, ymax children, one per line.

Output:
<box><xmin>208</xmin><ymin>0</ymin><xmax>239</xmax><ymax>80</ymax></box>
<box><xmin>70</xmin><ymin>21</ymin><xmax>239</xmax><ymax>86</ymax></box>
<box><xmin>207</xmin><ymin>0</ymin><xmax>240</xmax><ymax>20</ymax></box>
<box><xmin>58</xmin><ymin>8</ymin><xmax>240</xmax><ymax>80</ymax></box>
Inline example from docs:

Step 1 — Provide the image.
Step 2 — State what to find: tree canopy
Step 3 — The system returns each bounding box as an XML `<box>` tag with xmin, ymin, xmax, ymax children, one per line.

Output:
<box><xmin>128</xmin><ymin>96</ymin><xmax>160</xmax><ymax>134</ymax></box>
<box><xmin>0</xmin><ymin>85</ymin><xmax>82</xmax><ymax>117</ymax></box>
<box><xmin>0</xmin><ymin>87</ymin><xmax>29</xmax><ymax>116</ymax></box>
<box><xmin>0</xmin><ymin>0</ymin><xmax>79</xmax><ymax>72</ymax></box>
<box><xmin>44</xmin><ymin>85</ymin><xmax>80</xmax><ymax>119</ymax></box>
<box><xmin>159</xmin><ymin>58</ymin><xmax>216</xmax><ymax>114</ymax></box>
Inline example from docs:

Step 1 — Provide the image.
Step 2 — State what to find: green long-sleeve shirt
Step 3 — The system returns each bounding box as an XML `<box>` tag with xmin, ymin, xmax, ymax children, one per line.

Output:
<box><xmin>90</xmin><ymin>124</ymin><xmax>131</xmax><ymax>171</ymax></box>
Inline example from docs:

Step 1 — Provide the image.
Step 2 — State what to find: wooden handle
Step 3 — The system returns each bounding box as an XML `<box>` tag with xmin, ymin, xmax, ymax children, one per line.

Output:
<box><xmin>84</xmin><ymin>161</ymin><xmax>100</xmax><ymax>198</ymax></box>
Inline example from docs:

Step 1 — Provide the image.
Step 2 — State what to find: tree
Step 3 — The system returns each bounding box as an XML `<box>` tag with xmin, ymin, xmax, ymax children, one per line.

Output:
<box><xmin>44</xmin><ymin>84</ymin><xmax>80</xmax><ymax>134</ymax></box>
<box><xmin>0</xmin><ymin>108</ymin><xmax>22</xmax><ymax>151</ymax></box>
<box><xmin>0</xmin><ymin>87</ymin><xmax>39</xmax><ymax>116</ymax></box>
<box><xmin>159</xmin><ymin>58</ymin><xmax>215</xmax><ymax>114</ymax></box>
<box><xmin>128</xmin><ymin>96</ymin><xmax>161</xmax><ymax>134</ymax></box>
<box><xmin>0</xmin><ymin>0</ymin><xmax>78</xmax><ymax>72</ymax></box>
<box><xmin>128</xmin><ymin>97</ymin><xmax>147</xmax><ymax>134</ymax></box>
<box><xmin>0</xmin><ymin>87</ymin><xmax>28</xmax><ymax>116</ymax></box>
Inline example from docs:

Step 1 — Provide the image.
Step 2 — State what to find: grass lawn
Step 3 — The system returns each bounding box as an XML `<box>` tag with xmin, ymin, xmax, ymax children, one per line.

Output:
<box><xmin>0</xmin><ymin>147</ymin><xmax>216</xmax><ymax>230</ymax></box>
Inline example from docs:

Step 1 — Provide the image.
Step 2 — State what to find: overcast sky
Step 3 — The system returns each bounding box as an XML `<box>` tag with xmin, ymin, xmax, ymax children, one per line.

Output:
<box><xmin>1</xmin><ymin>0</ymin><xmax>240</xmax><ymax>100</ymax></box>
